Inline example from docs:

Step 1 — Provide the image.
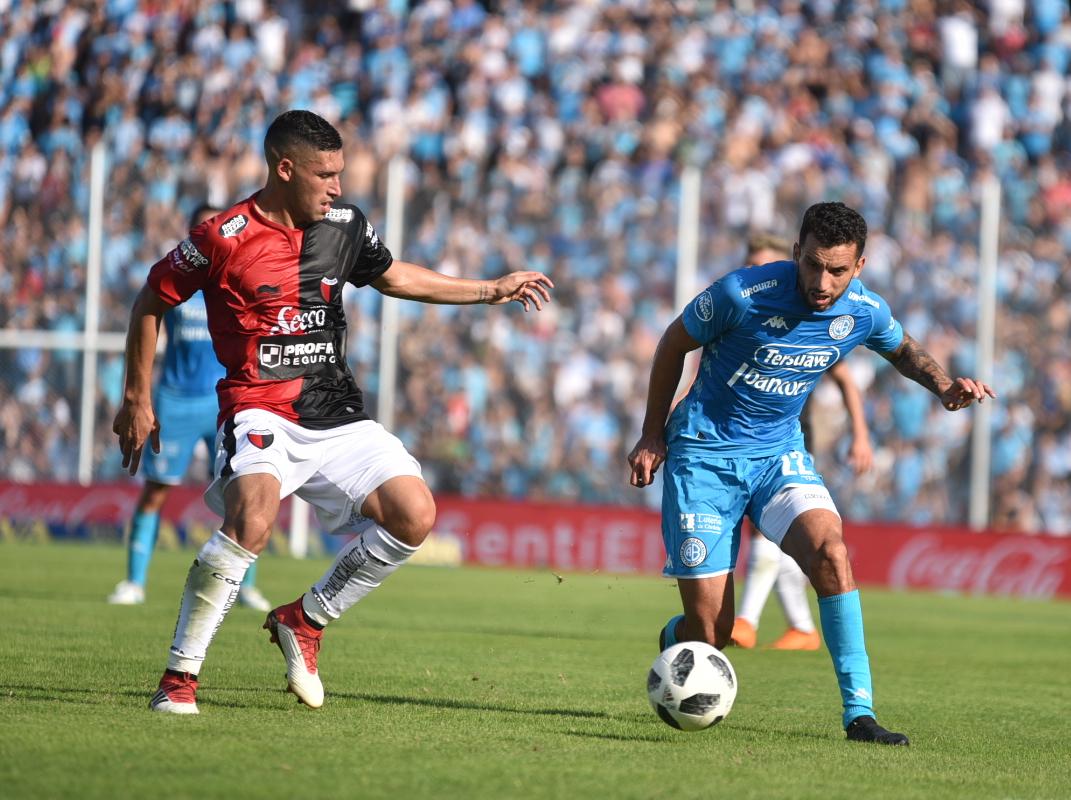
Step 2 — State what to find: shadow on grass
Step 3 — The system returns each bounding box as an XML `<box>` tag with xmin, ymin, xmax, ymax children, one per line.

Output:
<box><xmin>343</xmin><ymin>618</ymin><xmax>609</xmax><ymax>642</ymax></box>
<box><xmin>1</xmin><ymin>682</ymin><xmax>615</xmax><ymax>721</ymax></box>
<box><xmin>332</xmin><ymin>690</ymin><xmax>612</xmax><ymax>720</ymax></box>
<box><xmin>0</xmin><ymin>682</ymin><xmax>284</xmax><ymax>711</ymax></box>
<box><xmin>564</xmin><ymin>729</ymin><xmax>674</xmax><ymax>744</ymax></box>
<box><xmin>1</xmin><ymin>683</ymin><xmax>147</xmax><ymax>703</ymax></box>
<box><xmin>726</xmin><ymin>722</ymin><xmax>830</xmax><ymax>742</ymax></box>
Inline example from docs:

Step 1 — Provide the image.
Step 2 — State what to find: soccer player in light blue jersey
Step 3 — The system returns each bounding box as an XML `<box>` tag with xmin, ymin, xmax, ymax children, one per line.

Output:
<box><xmin>731</xmin><ymin>233</ymin><xmax>873</xmax><ymax>652</ymax></box>
<box><xmin>108</xmin><ymin>205</ymin><xmax>271</xmax><ymax>611</ymax></box>
<box><xmin>628</xmin><ymin>202</ymin><xmax>995</xmax><ymax>745</ymax></box>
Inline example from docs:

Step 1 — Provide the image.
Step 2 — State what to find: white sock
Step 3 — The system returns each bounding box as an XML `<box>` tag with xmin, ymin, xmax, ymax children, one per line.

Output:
<box><xmin>167</xmin><ymin>531</ymin><xmax>256</xmax><ymax>674</ymax></box>
<box><xmin>303</xmin><ymin>524</ymin><xmax>418</xmax><ymax>626</ymax></box>
<box><xmin>737</xmin><ymin>534</ymin><xmax>782</xmax><ymax>627</ymax></box>
<box><xmin>775</xmin><ymin>552</ymin><xmax>816</xmax><ymax>633</ymax></box>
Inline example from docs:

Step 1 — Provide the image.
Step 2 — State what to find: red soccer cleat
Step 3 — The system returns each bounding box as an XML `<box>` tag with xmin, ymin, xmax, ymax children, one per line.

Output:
<box><xmin>264</xmin><ymin>598</ymin><xmax>325</xmax><ymax>708</ymax></box>
<box><xmin>150</xmin><ymin>670</ymin><xmax>199</xmax><ymax>715</ymax></box>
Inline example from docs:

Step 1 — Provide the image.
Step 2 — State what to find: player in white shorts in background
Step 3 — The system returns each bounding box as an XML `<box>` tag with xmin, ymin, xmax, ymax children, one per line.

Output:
<box><xmin>730</xmin><ymin>233</ymin><xmax>874</xmax><ymax>651</ymax></box>
<box><xmin>113</xmin><ymin>110</ymin><xmax>554</xmax><ymax>714</ymax></box>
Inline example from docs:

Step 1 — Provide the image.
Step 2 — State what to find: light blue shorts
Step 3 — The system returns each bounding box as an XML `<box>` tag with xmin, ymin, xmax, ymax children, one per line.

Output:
<box><xmin>142</xmin><ymin>386</ymin><xmax>219</xmax><ymax>485</ymax></box>
<box><xmin>661</xmin><ymin>447</ymin><xmax>827</xmax><ymax>578</ymax></box>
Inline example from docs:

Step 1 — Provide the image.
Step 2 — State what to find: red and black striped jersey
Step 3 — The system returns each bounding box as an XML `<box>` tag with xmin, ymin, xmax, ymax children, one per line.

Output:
<box><xmin>148</xmin><ymin>193</ymin><xmax>393</xmax><ymax>429</ymax></box>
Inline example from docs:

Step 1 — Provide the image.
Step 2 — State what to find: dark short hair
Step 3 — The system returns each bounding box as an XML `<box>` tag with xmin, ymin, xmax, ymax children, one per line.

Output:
<box><xmin>798</xmin><ymin>202</ymin><xmax>867</xmax><ymax>256</ymax></box>
<box><xmin>264</xmin><ymin>110</ymin><xmax>343</xmax><ymax>166</ymax></box>
<box><xmin>189</xmin><ymin>203</ymin><xmax>219</xmax><ymax>227</ymax></box>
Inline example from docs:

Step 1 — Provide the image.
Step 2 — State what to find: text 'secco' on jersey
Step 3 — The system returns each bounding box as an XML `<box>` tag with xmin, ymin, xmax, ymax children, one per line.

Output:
<box><xmin>148</xmin><ymin>195</ymin><xmax>393</xmax><ymax>429</ymax></box>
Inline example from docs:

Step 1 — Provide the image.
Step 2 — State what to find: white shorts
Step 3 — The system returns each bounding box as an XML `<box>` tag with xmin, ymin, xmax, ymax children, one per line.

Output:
<box><xmin>205</xmin><ymin>409</ymin><xmax>423</xmax><ymax>534</ymax></box>
<box><xmin>757</xmin><ymin>484</ymin><xmax>840</xmax><ymax>546</ymax></box>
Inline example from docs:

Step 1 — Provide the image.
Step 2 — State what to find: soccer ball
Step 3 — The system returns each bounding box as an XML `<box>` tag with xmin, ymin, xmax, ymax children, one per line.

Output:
<box><xmin>647</xmin><ymin>641</ymin><xmax>738</xmax><ymax>731</ymax></box>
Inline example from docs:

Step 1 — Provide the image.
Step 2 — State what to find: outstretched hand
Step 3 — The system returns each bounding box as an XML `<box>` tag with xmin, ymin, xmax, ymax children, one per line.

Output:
<box><xmin>487</xmin><ymin>271</ymin><xmax>554</xmax><ymax>311</ymax></box>
<box><xmin>939</xmin><ymin>377</ymin><xmax>996</xmax><ymax>411</ymax></box>
<box><xmin>112</xmin><ymin>401</ymin><xmax>161</xmax><ymax>476</ymax></box>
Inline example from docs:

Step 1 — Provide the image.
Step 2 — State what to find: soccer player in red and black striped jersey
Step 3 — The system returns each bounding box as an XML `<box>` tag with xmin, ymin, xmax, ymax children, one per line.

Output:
<box><xmin>113</xmin><ymin>110</ymin><xmax>554</xmax><ymax>714</ymax></box>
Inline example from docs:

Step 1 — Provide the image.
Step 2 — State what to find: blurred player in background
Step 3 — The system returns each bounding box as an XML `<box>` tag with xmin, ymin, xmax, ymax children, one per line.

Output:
<box><xmin>629</xmin><ymin>201</ymin><xmax>995</xmax><ymax>745</ymax></box>
<box><xmin>113</xmin><ymin>110</ymin><xmax>553</xmax><ymax>715</ymax></box>
<box><xmin>730</xmin><ymin>233</ymin><xmax>873</xmax><ymax>652</ymax></box>
<box><xmin>108</xmin><ymin>204</ymin><xmax>271</xmax><ymax>612</ymax></box>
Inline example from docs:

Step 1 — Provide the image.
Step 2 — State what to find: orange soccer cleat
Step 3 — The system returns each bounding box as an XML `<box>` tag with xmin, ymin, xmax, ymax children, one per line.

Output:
<box><xmin>769</xmin><ymin>627</ymin><xmax>821</xmax><ymax>651</ymax></box>
<box><xmin>730</xmin><ymin>618</ymin><xmax>757</xmax><ymax>649</ymax></box>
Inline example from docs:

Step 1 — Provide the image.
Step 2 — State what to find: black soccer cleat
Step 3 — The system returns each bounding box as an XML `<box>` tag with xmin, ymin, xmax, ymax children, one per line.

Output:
<box><xmin>845</xmin><ymin>716</ymin><xmax>910</xmax><ymax>746</ymax></box>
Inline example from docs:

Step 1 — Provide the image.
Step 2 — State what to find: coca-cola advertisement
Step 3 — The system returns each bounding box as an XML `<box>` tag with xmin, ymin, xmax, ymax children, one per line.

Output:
<box><xmin>843</xmin><ymin>522</ymin><xmax>1071</xmax><ymax>600</ymax></box>
<box><xmin>1</xmin><ymin>481</ymin><xmax>1069</xmax><ymax>599</ymax></box>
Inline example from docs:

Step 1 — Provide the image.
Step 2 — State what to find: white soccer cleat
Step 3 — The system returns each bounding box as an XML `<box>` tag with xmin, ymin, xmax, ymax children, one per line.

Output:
<box><xmin>264</xmin><ymin>599</ymin><xmax>324</xmax><ymax>708</ymax></box>
<box><xmin>238</xmin><ymin>586</ymin><xmax>272</xmax><ymax>612</ymax></box>
<box><xmin>150</xmin><ymin>671</ymin><xmax>199</xmax><ymax>715</ymax></box>
<box><xmin>108</xmin><ymin>580</ymin><xmax>146</xmax><ymax>605</ymax></box>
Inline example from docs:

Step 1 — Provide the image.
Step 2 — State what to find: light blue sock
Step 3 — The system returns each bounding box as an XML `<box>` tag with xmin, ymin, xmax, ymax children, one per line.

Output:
<box><xmin>127</xmin><ymin>511</ymin><xmax>160</xmax><ymax>587</ymax></box>
<box><xmin>818</xmin><ymin>590</ymin><xmax>874</xmax><ymax>728</ymax></box>
<box><xmin>242</xmin><ymin>560</ymin><xmax>258</xmax><ymax>589</ymax></box>
<box><xmin>659</xmin><ymin>614</ymin><xmax>685</xmax><ymax>651</ymax></box>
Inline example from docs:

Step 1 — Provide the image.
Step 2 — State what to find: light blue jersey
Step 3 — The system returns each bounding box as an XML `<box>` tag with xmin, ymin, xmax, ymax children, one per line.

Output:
<box><xmin>668</xmin><ymin>260</ymin><xmax>903</xmax><ymax>457</ymax></box>
<box><xmin>160</xmin><ymin>291</ymin><xmax>224</xmax><ymax>396</ymax></box>
<box><xmin>143</xmin><ymin>291</ymin><xmax>223</xmax><ymax>484</ymax></box>
<box><xmin>660</xmin><ymin>260</ymin><xmax>904</xmax><ymax>580</ymax></box>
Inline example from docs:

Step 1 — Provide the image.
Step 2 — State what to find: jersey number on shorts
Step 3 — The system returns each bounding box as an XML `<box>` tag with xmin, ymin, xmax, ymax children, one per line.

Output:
<box><xmin>780</xmin><ymin>451</ymin><xmax>813</xmax><ymax>477</ymax></box>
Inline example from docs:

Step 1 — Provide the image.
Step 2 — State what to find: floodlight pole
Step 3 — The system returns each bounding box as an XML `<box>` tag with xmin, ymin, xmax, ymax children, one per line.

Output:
<box><xmin>377</xmin><ymin>154</ymin><xmax>406</xmax><ymax>429</ymax></box>
<box><xmin>968</xmin><ymin>175</ymin><xmax>1000</xmax><ymax>530</ymax></box>
<box><xmin>78</xmin><ymin>141</ymin><xmax>106</xmax><ymax>486</ymax></box>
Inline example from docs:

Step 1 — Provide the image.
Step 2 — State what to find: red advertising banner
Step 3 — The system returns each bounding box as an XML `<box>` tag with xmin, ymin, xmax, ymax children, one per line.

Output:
<box><xmin>841</xmin><ymin>522</ymin><xmax>1071</xmax><ymax>600</ymax></box>
<box><xmin>1</xmin><ymin>482</ymin><xmax>1069</xmax><ymax>599</ymax></box>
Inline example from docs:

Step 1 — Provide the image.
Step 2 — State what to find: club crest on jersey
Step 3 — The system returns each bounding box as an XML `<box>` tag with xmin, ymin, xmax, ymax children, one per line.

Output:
<box><xmin>320</xmin><ymin>276</ymin><xmax>338</xmax><ymax>302</ymax></box>
<box><xmin>695</xmin><ymin>291</ymin><xmax>714</xmax><ymax>322</ymax></box>
<box><xmin>679</xmin><ymin>537</ymin><xmax>707</xmax><ymax>568</ymax></box>
<box><xmin>828</xmin><ymin>315</ymin><xmax>855</xmax><ymax>340</ymax></box>
<box><xmin>248</xmin><ymin>429</ymin><xmax>274</xmax><ymax>449</ymax></box>
<box><xmin>219</xmin><ymin>214</ymin><xmax>248</xmax><ymax>238</ymax></box>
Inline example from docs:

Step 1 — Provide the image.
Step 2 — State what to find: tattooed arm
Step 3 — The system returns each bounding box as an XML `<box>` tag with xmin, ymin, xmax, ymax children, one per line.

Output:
<box><xmin>881</xmin><ymin>332</ymin><xmax>997</xmax><ymax>411</ymax></box>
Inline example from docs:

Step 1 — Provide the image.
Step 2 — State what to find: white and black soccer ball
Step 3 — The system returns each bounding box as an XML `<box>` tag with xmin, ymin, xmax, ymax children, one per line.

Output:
<box><xmin>647</xmin><ymin>641</ymin><xmax>738</xmax><ymax>731</ymax></box>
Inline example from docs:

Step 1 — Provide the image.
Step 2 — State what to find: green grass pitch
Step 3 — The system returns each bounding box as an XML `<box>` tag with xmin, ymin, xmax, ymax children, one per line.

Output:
<box><xmin>1</xmin><ymin>540</ymin><xmax>1069</xmax><ymax>799</ymax></box>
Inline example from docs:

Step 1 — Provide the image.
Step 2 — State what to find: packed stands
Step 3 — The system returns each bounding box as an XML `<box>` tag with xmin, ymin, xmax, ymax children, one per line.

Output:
<box><xmin>0</xmin><ymin>0</ymin><xmax>1068</xmax><ymax>533</ymax></box>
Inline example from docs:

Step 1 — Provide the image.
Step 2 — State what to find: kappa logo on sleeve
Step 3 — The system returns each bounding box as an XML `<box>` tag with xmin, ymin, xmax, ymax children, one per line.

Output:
<box><xmin>219</xmin><ymin>214</ymin><xmax>248</xmax><ymax>238</ymax></box>
<box><xmin>247</xmin><ymin>429</ymin><xmax>274</xmax><ymax>449</ymax></box>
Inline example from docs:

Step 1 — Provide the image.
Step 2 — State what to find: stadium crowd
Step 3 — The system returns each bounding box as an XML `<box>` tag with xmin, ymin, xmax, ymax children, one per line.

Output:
<box><xmin>0</xmin><ymin>0</ymin><xmax>1069</xmax><ymax>534</ymax></box>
